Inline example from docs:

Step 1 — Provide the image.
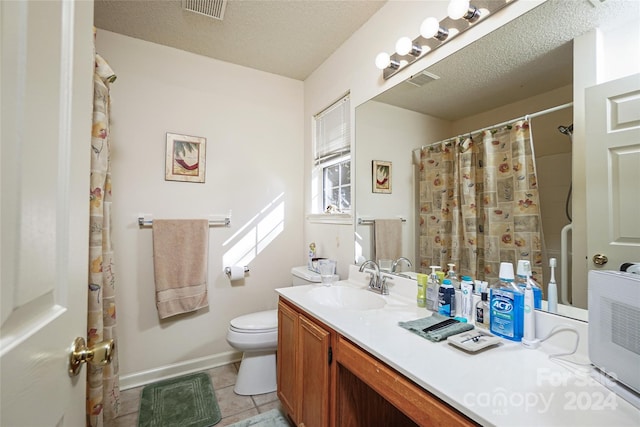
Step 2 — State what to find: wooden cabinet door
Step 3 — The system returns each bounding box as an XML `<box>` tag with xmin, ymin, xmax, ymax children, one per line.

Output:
<box><xmin>297</xmin><ymin>314</ymin><xmax>331</xmax><ymax>427</ymax></box>
<box><xmin>336</xmin><ymin>336</ymin><xmax>475</xmax><ymax>426</ymax></box>
<box><xmin>277</xmin><ymin>300</ymin><xmax>299</xmax><ymax>422</ymax></box>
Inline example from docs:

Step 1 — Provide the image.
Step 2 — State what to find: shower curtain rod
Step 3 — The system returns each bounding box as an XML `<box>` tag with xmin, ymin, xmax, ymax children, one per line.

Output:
<box><xmin>414</xmin><ymin>102</ymin><xmax>574</xmax><ymax>153</ymax></box>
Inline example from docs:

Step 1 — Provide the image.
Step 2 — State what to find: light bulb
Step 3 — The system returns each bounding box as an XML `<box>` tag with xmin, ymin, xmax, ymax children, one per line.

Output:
<box><xmin>420</xmin><ymin>17</ymin><xmax>440</xmax><ymax>39</ymax></box>
<box><xmin>448</xmin><ymin>0</ymin><xmax>470</xmax><ymax>20</ymax></box>
<box><xmin>396</xmin><ymin>37</ymin><xmax>413</xmax><ymax>56</ymax></box>
<box><xmin>375</xmin><ymin>52</ymin><xmax>391</xmax><ymax>70</ymax></box>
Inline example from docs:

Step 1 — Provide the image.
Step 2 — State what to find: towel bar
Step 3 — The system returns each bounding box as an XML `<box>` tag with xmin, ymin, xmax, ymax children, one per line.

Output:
<box><xmin>137</xmin><ymin>216</ymin><xmax>231</xmax><ymax>227</ymax></box>
<box><xmin>358</xmin><ymin>218</ymin><xmax>406</xmax><ymax>225</ymax></box>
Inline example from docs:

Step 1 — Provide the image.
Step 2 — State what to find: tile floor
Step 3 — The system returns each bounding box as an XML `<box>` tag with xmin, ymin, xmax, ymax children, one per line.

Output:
<box><xmin>106</xmin><ymin>362</ymin><xmax>289</xmax><ymax>427</ymax></box>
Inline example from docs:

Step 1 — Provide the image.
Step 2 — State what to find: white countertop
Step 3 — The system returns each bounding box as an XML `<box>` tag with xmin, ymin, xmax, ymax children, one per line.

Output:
<box><xmin>276</xmin><ymin>267</ymin><xmax>640</xmax><ymax>426</ymax></box>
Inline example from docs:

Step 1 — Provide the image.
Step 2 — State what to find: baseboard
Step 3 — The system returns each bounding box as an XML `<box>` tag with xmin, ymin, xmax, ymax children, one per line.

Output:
<box><xmin>119</xmin><ymin>350</ymin><xmax>243</xmax><ymax>390</ymax></box>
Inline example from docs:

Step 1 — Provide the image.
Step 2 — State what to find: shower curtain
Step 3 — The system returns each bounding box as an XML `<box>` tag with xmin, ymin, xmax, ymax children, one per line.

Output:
<box><xmin>418</xmin><ymin>120</ymin><xmax>544</xmax><ymax>284</ymax></box>
<box><xmin>87</xmin><ymin>50</ymin><xmax>120</xmax><ymax>426</ymax></box>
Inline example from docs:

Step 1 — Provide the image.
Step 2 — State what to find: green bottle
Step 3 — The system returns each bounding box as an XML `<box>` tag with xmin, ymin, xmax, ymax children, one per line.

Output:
<box><xmin>416</xmin><ymin>273</ymin><xmax>427</xmax><ymax>308</ymax></box>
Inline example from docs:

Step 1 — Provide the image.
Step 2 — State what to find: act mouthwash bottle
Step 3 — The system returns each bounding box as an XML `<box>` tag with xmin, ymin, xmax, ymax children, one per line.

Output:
<box><xmin>490</xmin><ymin>262</ymin><xmax>524</xmax><ymax>341</ymax></box>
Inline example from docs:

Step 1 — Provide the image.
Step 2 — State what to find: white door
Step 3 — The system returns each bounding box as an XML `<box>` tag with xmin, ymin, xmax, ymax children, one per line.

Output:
<box><xmin>586</xmin><ymin>73</ymin><xmax>640</xmax><ymax>284</ymax></box>
<box><xmin>1</xmin><ymin>1</ymin><xmax>95</xmax><ymax>425</ymax></box>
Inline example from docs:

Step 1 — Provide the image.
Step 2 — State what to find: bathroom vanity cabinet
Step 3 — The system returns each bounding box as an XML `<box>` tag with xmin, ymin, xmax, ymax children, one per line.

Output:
<box><xmin>277</xmin><ymin>298</ymin><xmax>475</xmax><ymax>427</ymax></box>
<box><xmin>276</xmin><ymin>275</ymin><xmax>640</xmax><ymax>426</ymax></box>
<box><xmin>277</xmin><ymin>299</ymin><xmax>333</xmax><ymax>427</ymax></box>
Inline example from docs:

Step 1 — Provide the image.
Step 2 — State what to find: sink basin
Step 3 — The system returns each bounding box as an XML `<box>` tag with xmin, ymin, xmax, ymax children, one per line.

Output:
<box><xmin>308</xmin><ymin>286</ymin><xmax>386</xmax><ymax>310</ymax></box>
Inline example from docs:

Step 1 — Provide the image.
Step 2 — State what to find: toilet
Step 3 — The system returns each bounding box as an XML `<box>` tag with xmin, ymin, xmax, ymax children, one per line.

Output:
<box><xmin>226</xmin><ymin>266</ymin><xmax>322</xmax><ymax>395</ymax></box>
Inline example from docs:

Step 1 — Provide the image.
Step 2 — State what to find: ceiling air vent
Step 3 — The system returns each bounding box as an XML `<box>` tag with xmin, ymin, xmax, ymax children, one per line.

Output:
<box><xmin>182</xmin><ymin>0</ymin><xmax>227</xmax><ymax>20</ymax></box>
<box><xmin>406</xmin><ymin>70</ymin><xmax>440</xmax><ymax>87</ymax></box>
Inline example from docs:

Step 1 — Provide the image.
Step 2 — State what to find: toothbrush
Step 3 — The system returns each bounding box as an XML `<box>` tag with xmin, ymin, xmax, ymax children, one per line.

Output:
<box><xmin>522</xmin><ymin>281</ymin><xmax>539</xmax><ymax>348</ymax></box>
<box><xmin>547</xmin><ymin>258</ymin><xmax>558</xmax><ymax>313</ymax></box>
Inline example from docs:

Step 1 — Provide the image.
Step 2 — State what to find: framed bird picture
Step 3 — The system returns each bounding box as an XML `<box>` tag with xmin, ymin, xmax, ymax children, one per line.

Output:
<box><xmin>372</xmin><ymin>160</ymin><xmax>391</xmax><ymax>194</ymax></box>
<box><xmin>165</xmin><ymin>132</ymin><xmax>206</xmax><ymax>183</ymax></box>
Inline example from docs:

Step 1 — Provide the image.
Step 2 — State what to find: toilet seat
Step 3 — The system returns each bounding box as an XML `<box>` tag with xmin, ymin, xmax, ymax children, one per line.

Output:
<box><xmin>229</xmin><ymin>309</ymin><xmax>277</xmax><ymax>334</ymax></box>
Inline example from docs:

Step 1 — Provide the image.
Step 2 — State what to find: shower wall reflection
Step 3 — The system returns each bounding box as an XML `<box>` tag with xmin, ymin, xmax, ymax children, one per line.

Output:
<box><xmin>529</xmin><ymin>106</ymin><xmax>573</xmax><ymax>298</ymax></box>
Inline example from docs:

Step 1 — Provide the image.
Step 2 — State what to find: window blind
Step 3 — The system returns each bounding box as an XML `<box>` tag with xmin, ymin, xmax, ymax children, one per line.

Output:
<box><xmin>314</xmin><ymin>95</ymin><xmax>350</xmax><ymax>165</ymax></box>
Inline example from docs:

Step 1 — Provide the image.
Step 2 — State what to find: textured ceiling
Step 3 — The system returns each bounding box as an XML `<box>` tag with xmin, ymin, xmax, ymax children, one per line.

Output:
<box><xmin>373</xmin><ymin>0</ymin><xmax>640</xmax><ymax>121</ymax></box>
<box><xmin>94</xmin><ymin>0</ymin><xmax>637</xmax><ymax>119</ymax></box>
<box><xmin>94</xmin><ymin>0</ymin><xmax>386</xmax><ymax>81</ymax></box>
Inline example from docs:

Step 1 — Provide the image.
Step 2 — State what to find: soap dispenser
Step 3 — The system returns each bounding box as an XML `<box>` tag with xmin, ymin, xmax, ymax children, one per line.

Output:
<box><xmin>426</xmin><ymin>266</ymin><xmax>441</xmax><ymax>311</ymax></box>
<box><xmin>446</xmin><ymin>263</ymin><xmax>460</xmax><ymax>289</ymax></box>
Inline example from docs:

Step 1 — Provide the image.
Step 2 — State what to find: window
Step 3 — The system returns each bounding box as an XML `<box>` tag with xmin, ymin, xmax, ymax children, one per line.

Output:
<box><xmin>313</xmin><ymin>94</ymin><xmax>351</xmax><ymax>213</ymax></box>
<box><xmin>322</xmin><ymin>156</ymin><xmax>351</xmax><ymax>211</ymax></box>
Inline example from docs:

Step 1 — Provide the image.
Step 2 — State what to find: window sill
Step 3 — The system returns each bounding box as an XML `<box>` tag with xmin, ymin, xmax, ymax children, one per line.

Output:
<box><xmin>306</xmin><ymin>213</ymin><xmax>353</xmax><ymax>225</ymax></box>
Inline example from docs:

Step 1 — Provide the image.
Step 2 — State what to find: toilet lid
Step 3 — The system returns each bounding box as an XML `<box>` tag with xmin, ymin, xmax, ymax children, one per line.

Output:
<box><xmin>291</xmin><ymin>266</ymin><xmax>322</xmax><ymax>283</ymax></box>
<box><xmin>230</xmin><ymin>309</ymin><xmax>278</xmax><ymax>332</ymax></box>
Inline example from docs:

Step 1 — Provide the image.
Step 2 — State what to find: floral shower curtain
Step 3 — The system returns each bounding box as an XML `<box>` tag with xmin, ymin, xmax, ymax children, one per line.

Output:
<box><xmin>418</xmin><ymin>120</ymin><xmax>544</xmax><ymax>284</ymax></box>
<box><xmin>87</xmin><ymin>51</ymin><xmax>120</xmax><ymax>426</ymax></box>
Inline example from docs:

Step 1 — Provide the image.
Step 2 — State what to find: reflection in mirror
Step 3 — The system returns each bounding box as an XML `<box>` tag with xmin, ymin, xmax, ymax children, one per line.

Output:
<box><xmin>355</xmin><ymin>0</ymin><xmax>639</xmax><ymax>322</ymax></box>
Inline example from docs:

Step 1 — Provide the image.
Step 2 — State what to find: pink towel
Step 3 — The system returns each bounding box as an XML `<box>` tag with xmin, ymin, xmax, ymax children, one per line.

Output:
<box><xmin>152</xmin><ymin>219</ymin><xmax>209</xmax><ymax>319</ymax></box>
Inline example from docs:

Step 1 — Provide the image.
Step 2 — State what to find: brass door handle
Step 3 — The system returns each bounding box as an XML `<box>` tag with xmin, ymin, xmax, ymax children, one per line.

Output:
<box><xmin>592</xmin><ymin>254</ymin><xmax>608</xmax><ymax>266</ymax></box>
<box><xmin>68</xmin><ymin>337</ymin><xmax>114</xmax><ymax>377</ymax></box>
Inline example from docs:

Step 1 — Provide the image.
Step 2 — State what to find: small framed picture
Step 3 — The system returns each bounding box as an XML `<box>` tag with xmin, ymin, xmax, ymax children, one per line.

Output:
<box><xmin>372</xmin><ymin>160</ymin><xmax>392</xmax><ymax>194</ymax></box>
<box><xmin>165</xmin><ymin>132</ymin><xmax>206</xmax><ymax>183</ymax></box>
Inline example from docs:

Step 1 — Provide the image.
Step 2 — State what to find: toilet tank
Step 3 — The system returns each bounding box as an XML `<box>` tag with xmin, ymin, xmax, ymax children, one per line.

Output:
<box><xmin>291</xmin><ymin>266</ymin><xmax>322</xmax><ymax>285</ymax></box>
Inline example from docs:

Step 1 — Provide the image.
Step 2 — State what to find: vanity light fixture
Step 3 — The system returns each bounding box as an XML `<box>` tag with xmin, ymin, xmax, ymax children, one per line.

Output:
<box><xmin>375</xmin><ymin>52</ymin><xmax>400</xmax><ymax>71</ymax></box>
<box><xmin>375</xmin><ymin>0</ymin><xmax>517</xmax><ymax>79</ymax></box>
<box><xmin>420</xmin><ymin>17</ymin><xmax>449</xmax><ymax>41</ymax></box>
<box><xmin>448</xmin><ymin>0</ymin><xmax>481</xmax><ymax>22</ymax></box>
<box><xmin>396</xmin><ymin>36</ymin><xmax>423</xmax><ymax>57</ymax></box>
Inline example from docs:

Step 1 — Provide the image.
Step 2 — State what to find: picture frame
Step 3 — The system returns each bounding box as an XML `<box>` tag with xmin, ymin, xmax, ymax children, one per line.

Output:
<box><xmin>165</xmin><ymin>132</ymin><xmax>206</xmax><ymax>183</ymax></box>
<box><xmin>372</xmin><ymin>160</ymin><xmax>392</xmax><ymax>194</ymax></box>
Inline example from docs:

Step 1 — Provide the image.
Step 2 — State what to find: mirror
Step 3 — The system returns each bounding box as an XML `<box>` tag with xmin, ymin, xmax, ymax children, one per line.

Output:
<box><xmin>355</xmin><ymin>0</ymin><xmax>638</xmax><ymax>321</ymax></box>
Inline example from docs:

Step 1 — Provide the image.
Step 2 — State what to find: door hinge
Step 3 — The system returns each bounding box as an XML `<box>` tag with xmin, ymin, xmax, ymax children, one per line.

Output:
<box><xmin>328</xmin><ymin>346</ymin><xmax>333</xmax><ymax>365</ymax></box>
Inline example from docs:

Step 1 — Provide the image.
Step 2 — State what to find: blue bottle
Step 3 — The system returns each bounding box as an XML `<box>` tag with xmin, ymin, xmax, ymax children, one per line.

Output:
<box><xmin>438</xmin><ymin>279</ymin><xmax>456</xmax><ymax>317</ymax></box>
<box><xmin>490</xmin><ymin>262</ymin><xmax>524</xmax><ymax>341</ymax></box>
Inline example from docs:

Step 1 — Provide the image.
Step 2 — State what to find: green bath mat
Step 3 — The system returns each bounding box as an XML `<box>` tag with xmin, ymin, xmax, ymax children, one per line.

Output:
<box><xmin>227</xmin><ymin>408</ymin><xmax>292</xmax><ymax>427</ymax></box>
<box><xmin>138</xmin><ymin>372</ymin><xmax>221</xmax><ymax>427</ymax></box>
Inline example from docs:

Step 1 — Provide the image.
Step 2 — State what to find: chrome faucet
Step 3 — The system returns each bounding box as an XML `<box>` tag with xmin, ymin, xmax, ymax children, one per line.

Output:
<box><xmin>391</xmin><ymin>257</ymin><xmax>413</xmax><ymax>273</ymax></box>
<box><xmin>359</xmin><ymin>260</ymin><xmax>389</xmax><ymax>295</ymax></box>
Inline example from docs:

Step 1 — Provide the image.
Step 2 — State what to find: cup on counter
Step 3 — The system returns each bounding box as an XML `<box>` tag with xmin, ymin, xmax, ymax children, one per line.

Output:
<box><xmin>378</xmin><ymin>259</ymin><xmax>393</xmax><ymax>272</ymax></box>
<box><xmin>318</xmin><ymin>259</ymin><xmax>337</xmax><ymax>286</ymax></box>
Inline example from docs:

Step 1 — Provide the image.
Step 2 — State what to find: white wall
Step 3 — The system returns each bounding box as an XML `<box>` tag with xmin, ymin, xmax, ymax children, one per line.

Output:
<box><xmin>354</xmin><ymin>101</ymin><xmax>451</xmax><ymax>264</ymax></box>
<box><xmin>450</xmin><ymin>85</ymin><xmax>573</xmax><ymax>137</ymax></box>
<box><xmin>96</xmin><ymin>30</ymin><xmax>304</xmax><ymax>387</ymax></box>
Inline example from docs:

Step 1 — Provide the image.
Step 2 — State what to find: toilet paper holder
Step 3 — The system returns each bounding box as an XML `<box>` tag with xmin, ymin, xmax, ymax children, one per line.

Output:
<box><xmin>225</xmin><ymin>266</ymin><xmax>250</xmax><ymax>278</ymax></box>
